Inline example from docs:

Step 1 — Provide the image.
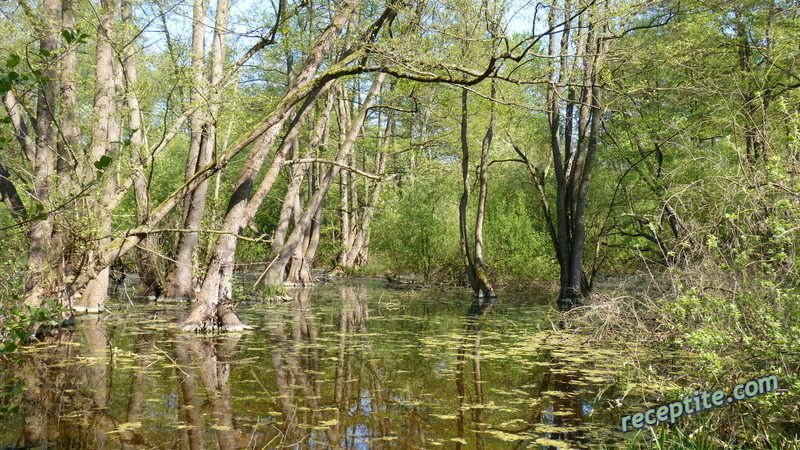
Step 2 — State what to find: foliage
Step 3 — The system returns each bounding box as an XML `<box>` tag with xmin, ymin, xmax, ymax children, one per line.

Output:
<box><xmin>372</xmin><ymin>162</ymin><xmax>463</xmax><ymax>282</ymax></box>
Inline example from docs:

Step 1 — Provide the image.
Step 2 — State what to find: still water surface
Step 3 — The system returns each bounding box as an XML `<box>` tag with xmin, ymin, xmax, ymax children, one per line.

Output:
<box><xmin>0</xmin><ymin>278</ymin><xmax>640</xmax><ymax>448</ymax></box>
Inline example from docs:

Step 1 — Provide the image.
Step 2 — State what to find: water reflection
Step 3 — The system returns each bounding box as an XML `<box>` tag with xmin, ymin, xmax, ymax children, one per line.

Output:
<box><xmin>454</xmin><ymin>299</ymin><xmax>493</xmax><ymax>449</ymax></box>
<box><xmin>2</xmin><ymin>280</ymin><xmax>633</xmax><ymax>448</ymax></box>
<box><xmin>12</xmin><ymin>317</ymin><xmax>147</xmax><ymax>448</ymax></box>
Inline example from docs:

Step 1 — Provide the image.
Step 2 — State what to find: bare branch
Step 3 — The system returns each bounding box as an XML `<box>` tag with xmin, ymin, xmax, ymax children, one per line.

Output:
<box><xmin>283</xmin><ymin>158</ymin><xmax>388</xmax><ymax>180</ymax></box>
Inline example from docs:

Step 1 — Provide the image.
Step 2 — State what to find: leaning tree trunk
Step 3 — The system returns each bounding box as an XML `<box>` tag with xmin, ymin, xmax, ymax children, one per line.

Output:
<box><xmin>256</xmin><ymin>73</ymin><xmax>387</xmax><ymax>289</ymax></box>
<box><xmin>181</xmin><ymin>12</ymin><xmax>356</xmax><ymax>330</ymax></box>
<box><xmin>164</xmin><ymin>0</ymin><xmax>214</xmax><ymax>299</ymax></box>
<box><xmin>122</xmin><ymin>0</ymin><xmax>163</xmax><ymax>298</ymax></box>
<box><xmin>341</xmin><ymin>108</ymin><xmax>392</xmax><ymax>268</ymax></box>
<box><xmin>0</xmin><ymin>162</ymin><xmax>26</xmax><ymax>223</ymax></box>
<box><xmin>182</xmin><ymin>98</ymin><xmax>314</xmax><ymax>331</ymax></box>
<box><xmin>74</xmin><ymin>0</ymin><xmax>119</xmax><ymax>313</ymax></box>
<box><xmin>472</xmin><ymin>79</ymin><xmax>497</xmax><ymax>298</ymax></box>
<box><xmin>457</xmin><ymin>87</ymin><xmax>495</xmax><ymax>298</ymax></box>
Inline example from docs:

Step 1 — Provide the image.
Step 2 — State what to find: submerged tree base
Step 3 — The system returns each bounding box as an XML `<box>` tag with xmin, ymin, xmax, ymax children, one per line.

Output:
<box><xmin>158</xmin><ymin>296</ymin><xmax>194</xmax><ymax>303</ymax></box>
<box><xmin>181</xmin><ymin>303</ymin><xmax>253</xmax><ymax>333</ymax></box>
<box><xmin>181</xmin><ymin>321</ymin><xmax>254</xmax><ymax>332</ymax></box>
<box><xmin>72</xmin><ymin>305</ymin><xmax>105</xmax><ymax>314</ymax></box>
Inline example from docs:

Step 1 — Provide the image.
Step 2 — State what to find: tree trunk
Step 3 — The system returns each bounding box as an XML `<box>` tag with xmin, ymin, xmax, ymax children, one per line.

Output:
<box><xmin>0</xmin><ymin>162</ymin><xmax>26</xmax><ymax>223</ymax></box>
<box><xmin>285</xmin><ymin>94</ymin><xmax>334</xmax><ymax>283</ymax></box>
<box><xmin>25</xmin><ymin>0</ymin><xmax>60</xmax><ymax>302</ymax></box>
<box><xmin>55</xmin><ymin>0</ymin><xmax>80</xmax><ymax>304</ymax></box>
<box><xmin>122</xmin><ymin>0</ymin><xmax>163</xmax><ymax>298</ymax></box>
<box><xmin>270</xmin><ymin>137</ymin><xmax>305</xmax><ymax>255</ymax></box>
<box><xmin>286</xmin><ymin>198</ymin><xmax>323</xmax><ymax>284</ymax></box>
<box><xmin>74</xmin><ymin>0</ymin><xmax>119</xmax><ymax>313</ymax></box>
<box><xmin>336</xmin><ymin>84</ymin><xmax>354</xmax><ymax>269</ymax></box>
<box><xmin>182</xmin><ymin>17</ymin><xmax>355</xmax><ymax>331</ymax></box>
<box><xmin>458</xmin><ymin>87</ymin><xmax>495</xmax><ymax>298</ymax></box>
<box><xmin>342</xmin><ymin>108</ymin><xmax>392</xmax><ymax>268</ymax></box>
<box><xmin>473</xmin><ymin>79</ymin><xmax>496</xmax><ymax>298</ymax></box>
<box><xmin>164</xmin><ymin>0</ymin><xmax>213</xmax><ymax>299</ymax></box>
<box><xmin>256</xmin><ymin>73</ymin><xmax>387</xmax><ymax>289</ymax></box>
<box><xmin>554</xmin><ymin>4</ymin><xmax>606</xmax><ymax>311</ymax></box>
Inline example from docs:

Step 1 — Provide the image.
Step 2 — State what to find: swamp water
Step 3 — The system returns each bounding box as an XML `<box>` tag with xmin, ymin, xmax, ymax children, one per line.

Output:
<box><xmin>0</xmin><ymin>278</ymin><xmax>662</xmax><ymax>448</ymax></box>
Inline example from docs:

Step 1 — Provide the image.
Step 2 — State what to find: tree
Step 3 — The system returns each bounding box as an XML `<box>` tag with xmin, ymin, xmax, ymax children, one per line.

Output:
<box><xmin>182</xmin><ymin>0</ymin><xmax>379</xmax><ymax>330</ymax></box>
<box><xmin>510</xmin><ymin>0</ymin><xmax>613</xmax><ymax>311</ymax></box>
<box><xmin>164</xmin><ymin>0</ymin><xmax>231</xmax><ymax>300</ymax></box>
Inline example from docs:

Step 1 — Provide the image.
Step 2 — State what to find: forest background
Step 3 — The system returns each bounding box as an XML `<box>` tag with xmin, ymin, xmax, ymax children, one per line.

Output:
<box><xmin>0</xmin><ymin>0</ymin><xmax>798</xmax><ymax>445</ymax></box>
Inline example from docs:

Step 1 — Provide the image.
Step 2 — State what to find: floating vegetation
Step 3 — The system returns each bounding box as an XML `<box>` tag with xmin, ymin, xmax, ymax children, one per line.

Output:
<box><xmin>0</xmin><ymin>280</ymin><xmax>674</xmax><ymax>448</ymax></box>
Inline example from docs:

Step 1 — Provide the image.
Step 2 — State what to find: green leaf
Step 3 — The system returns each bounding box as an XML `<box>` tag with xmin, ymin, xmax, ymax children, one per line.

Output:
<box><xmin>6</xmin><ymin>54</ymin><xmax>20</xmax><ymax>68</ymax></box>
<box><xmin>62</xmin><ymin>29</ymin><xmax>74</xmax><ymax>44</ymax></box>
<box><xmin>94</xmin><ymin>154</ymin><xmax>114</xmax><ymax>171</ymax></box>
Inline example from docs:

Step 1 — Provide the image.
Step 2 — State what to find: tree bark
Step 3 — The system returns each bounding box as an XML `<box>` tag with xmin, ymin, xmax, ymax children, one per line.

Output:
<box><xmin>182</xmin><ymin>2</ymin><xmax>361</xmax><ymax>331</ymax></box>
<box><xmin>25</xmin><ymin>0</ymin><xmax>60</xmax><ymax>302</ymax></box>
<box><xmin>458</xmin><ymin>88</ymin><xmax>478</xmax><ymax>292</ymax></box>
<box><xmin>74</xmin><ymin>0</ymin><xmax>119</xmax><ymax>313</ymax></box>
<box><xmin>122</xmin><ymin>0</ymin><xmax>163</xmax><ymax>298</ymax></box>
<box><xmin>458</xmin><ymin>87</ymin><xmax>495</xmax><ymax>298</ymax></box>
<box><xmin>256</xmin><ymin>73</ymin><xmax>387</xmax><ymax>289</ymax></box>
<box><xmin>0</xmin><ymin>161</ymin><xmax>26</xmax><ymax>223</ymax></box>
<box><xmin>164</xmin><ymin>0</ymin><xmax>213</xmax><ymax>299</ymax></box>
<box><xmin>556</xmin><ymin>4</ymin><xmax>606</xmax><ymax>311</ymax></box>
<box><xmin>286</xmin><ymin>92</ymin><xmax>335</xmax><ymax>283</ymax></box>
<box><xmin>473</xmin><ymin>79</ymin><xmax>496</xmax><ymax>298</ymax></box>
<box><xmin>340</xmin><ymin>105</ymin><xmax>393</xmax><ymax>269</ymax></box>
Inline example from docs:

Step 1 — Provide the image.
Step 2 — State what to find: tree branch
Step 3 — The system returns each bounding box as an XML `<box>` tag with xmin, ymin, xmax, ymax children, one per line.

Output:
<box><xmin>283</xmin><ymin>158</ymin><xmax>388</xmax><ymax>180</ymax></box>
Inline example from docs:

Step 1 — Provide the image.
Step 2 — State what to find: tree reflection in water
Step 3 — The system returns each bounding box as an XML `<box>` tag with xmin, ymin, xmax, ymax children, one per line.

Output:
<box><xmin>13</xmin><ymin>316</ymin><xmax>147</xmax><ymax>448</ymax></box>
<box><xmin>2</xmin><ymin>281</ymin><xmax>627</xmax><ymax>448</ymax></box>
<box><xmin>455</xmin><ymin>299</ymin><xmax>493</xmax><ymax>450</ymax></box>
